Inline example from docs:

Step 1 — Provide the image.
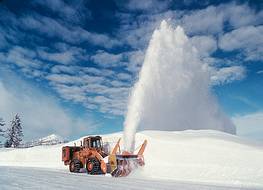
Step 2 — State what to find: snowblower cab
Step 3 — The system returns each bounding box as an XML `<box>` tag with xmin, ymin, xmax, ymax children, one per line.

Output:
<box><xmin>83</xmin><ymin>136</ymin><xmax>103</xmax><ymax>150</ymax></box>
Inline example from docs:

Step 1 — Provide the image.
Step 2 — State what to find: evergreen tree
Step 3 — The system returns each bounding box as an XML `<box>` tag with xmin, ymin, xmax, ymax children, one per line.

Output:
<box><xmin>0</xmin><ymin>117</ymin><xmax>4</xmax><ymax>134</ymax></box>
<box><xmin>0</xmin><ymin>117</ymin><xmax>4</xmax><ymax>127</ymax></box>
<box><xmin>0</xmin><ymin>117</ymin><xmax>5</xmax><ymax>144</ymax></box>
<box><xmin>5</xmin><ymin>114</ymin><xmax>23</xmax><ymax>148</ymax></box>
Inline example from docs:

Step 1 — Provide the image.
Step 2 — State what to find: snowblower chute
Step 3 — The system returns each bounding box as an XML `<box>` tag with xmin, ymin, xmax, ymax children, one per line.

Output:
<box><xmin>108</xmin><ymin>139</ymin><xmax>147</xmax><ymax>177</ymax></box>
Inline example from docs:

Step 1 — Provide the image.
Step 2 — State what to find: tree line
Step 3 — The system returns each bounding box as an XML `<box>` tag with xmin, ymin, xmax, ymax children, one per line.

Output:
<box><xmin>0</xmin><ymin>114</ymin><xmax>23</xmax><ymax>148</ymax></box>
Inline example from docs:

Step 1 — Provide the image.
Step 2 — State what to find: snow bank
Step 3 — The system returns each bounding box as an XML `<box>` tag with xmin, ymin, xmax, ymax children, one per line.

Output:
<box><xmin>136</xmin><ymin>130</ymin><xmax>263</xmax><ymax>188</ymax></box>
<box><xmin>0</xmin><ymin>145</ymin><xmax>64</xmax><ymax>168</ymax></box>
<box><xmin>0</xmin><ymin>130</ymin><xmax>263</xmax><ymax>188</ymax></box>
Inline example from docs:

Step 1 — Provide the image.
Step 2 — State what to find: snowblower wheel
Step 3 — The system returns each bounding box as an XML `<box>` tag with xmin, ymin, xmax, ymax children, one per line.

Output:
<box><xmin>86</xmin><ymin>157</ymin><xmax>101</xmax><ymax>175</ymax></box>
<box><xmin>69</xmin><ymin>159</ymin><xmax>82</xmax><ymax>173</ymax></box>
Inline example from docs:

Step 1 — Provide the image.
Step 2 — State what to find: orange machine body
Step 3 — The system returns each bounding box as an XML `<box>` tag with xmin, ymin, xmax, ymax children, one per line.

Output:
<box><xmin>62</xmin><ymin>136</ymin><xmax>147</xmax><ymax>177</ymax></box>
<box><xmin>62</xmin><ymin>136</ymin><xmax>107</xmax><ymax>174</ymax></box>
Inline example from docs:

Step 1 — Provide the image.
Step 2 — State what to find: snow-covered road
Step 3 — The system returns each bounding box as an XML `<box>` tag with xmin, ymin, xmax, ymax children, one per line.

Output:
<box><xmin>0</xmin><ymin>166</ymin><xmax>258</xmax><ymax>190</ymax></box>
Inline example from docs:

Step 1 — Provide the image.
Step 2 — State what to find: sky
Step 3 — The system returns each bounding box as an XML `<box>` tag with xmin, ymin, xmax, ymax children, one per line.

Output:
<box><xmin>0</xmin><ymin>0</ymin><xmax>262</xmax><ymax>141</ymax></box>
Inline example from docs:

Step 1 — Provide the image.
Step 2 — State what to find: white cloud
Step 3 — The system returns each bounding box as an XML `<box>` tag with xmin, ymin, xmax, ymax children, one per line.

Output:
<box><xmin>224</xmin><ymin>3</ymin><xmax>263</xmax><ymax>29</ymax></box>
<box><xmin>181</xmin><ymin>3</ymin><xmax>262</xmax><ymax>35</ymax></box>
<box><xmin>117</xmin><ymin>18</ymin><xmax>160</xmax><ymax>49</ymax></box>
<box><xmin>245</xmin><ymin>46</ymin><xmax>263</xmax><ymax>61</ymax></box>
<box><xmin>191</xmin><ymin>35</ymin><xmax>217</xmax><ymax>57</ymax></box>
<box><xmin>116</xmin><ymin>0</ymin><xmax>172</xmax><ymax>13</ymax></box>
<box><xmin>45</xmin><ymin>69</ymin><xmax>131</xmax><ymax>116</ymax></box>
<box><xmin>117</xmin><ymin>72</ymin><xmax>132</xmax><ymax>81</ymax></box>
<box><xmin>90</xmin><ymin>50</ymin><xmax>124</xmax><ymax>68</ymax></box>
<box><xmin>0</xmin><ymin>47</ymin><xmax>51</xmax><ymax>80</ymax></box>
<box><xmin>50</xmin><ymin>65</ymin><xmax>110</xmax><ymax>77</ymax></box>
<box><xmin>0</xmin><ymin>70</ymin><xmax>94</xmax><ymax>140</ymax></box>
<box><xmin>38</xmin><ymin>49</ymin><xmax>78</xmax><ymax>65</ymax></box>
<box><xmin>51</xmin><ymin>65</ymin><xmax>80</xmax><ymax>74</ymax></box>
<box><xmin>20</xmin><ymin>14</ymin><xmax>120</xmax><ymax>49</ymax></box>
<box><xmin>6</xmin><ymin>46</ymin><xmax>41</xmax><ymax>68</ymax></box>
<box><xmin>232</xmin><ymin>112</ymin><xmax>263</xmax><ymax>141</ymax></box>
<box><xmin>181</xmin><ymin>5</ymin><xmax>225</xmax><ymax>35</ymax></box>
<box><xmin>0</xmin><ymin>46</ymin><xmax>46</xmax><ymax>79</ymax></box>
<box><xmin>116</xmin><ymin>3</ymin><xmax>262</xmax><ymax>49</ymax></box>
<box><xmin>219</xmin><ymin>25</ymin><xmax>263</xmax><ymax>51</ymax></box>
<box><xmin>46</xmin><ymin>74</ymin><xmax>85</xmax><ymax>85</ymax></box>
<box><xmin>125</xmin><ymin>50</ymin><xmax>145</xmax><ymax>74</ymax></box>
<box><xmin>210</xmin><ymin>66</ymin><xmax>246</xmax><ymax>85</ymax></box>
<box><xmin>0</xmin><ymin>30</ymin><xmax>7</xmax><ymax>49</ymax></box>
<box><xmin>52</xmin><ymin>84</ymin><xmax>87</xmax><ymax>103</ymax></box>
<box><xmin>32</xmin><ymin>0</ymin><xmax>91</xmax><ymax>24</ymax></box>
<box><xmin>110</xmin><ymin>80</ymin><xmax>130</xmax><ymax>87</ymax></box>
<box><xmin>219</xmin><ymin>25</ymin><xmax>263</xmax><ymax>61</ymax></box>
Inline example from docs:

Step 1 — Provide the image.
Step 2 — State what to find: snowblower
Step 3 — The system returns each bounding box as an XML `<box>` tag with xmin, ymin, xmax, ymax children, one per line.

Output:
<box><xmin>62</xmin><ymin>136</ymin><xmax>147</xmax><ymax>177</ymax></box>
<box><xmin>109</xmin><ymin>138</ymin><xmax>147</xmax><ymax>177</ymax></box>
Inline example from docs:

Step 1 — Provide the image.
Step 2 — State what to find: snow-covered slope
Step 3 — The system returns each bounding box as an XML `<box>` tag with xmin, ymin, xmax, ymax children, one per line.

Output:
<box><xmin>0</xmin><ymin>130</ymin><xmax>263</xmax><ymax>188</ymax></box>
<box><xmin>138</xmin><ymin>130</ymin><xmax>263</xmax><ymax>188</ymax></box>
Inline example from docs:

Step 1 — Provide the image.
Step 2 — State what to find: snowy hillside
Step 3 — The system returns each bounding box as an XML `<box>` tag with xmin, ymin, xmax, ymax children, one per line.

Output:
<box><xmin>21</xmin><ymin>134</ymin><xmax>67</xmax><ymax>148</ymax></box>
<box><xmin>0</xmin><ymin>130</ymin><xmax>263</xmax><ymax>189</ymax></box>
<box><xmin>37</xmin><ymin>134</ymin><xmax>66</xmax><ymax>145</ymax></box>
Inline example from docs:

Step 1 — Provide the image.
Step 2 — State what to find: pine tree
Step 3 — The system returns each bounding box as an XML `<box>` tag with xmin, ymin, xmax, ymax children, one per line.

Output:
<box><xmin>5</xmin><ymin>114</ymin><xmax>23</xmax><ymax>148</ymax></box>
<box><xmin>0</xmin><ymin>117</ymin><xmax>4</xmax><ymax>134</ymax></box>
<box><xmin>0</xmin><ymin>117</ymin><xmax>5</xmax><ymax>144</ymax></box>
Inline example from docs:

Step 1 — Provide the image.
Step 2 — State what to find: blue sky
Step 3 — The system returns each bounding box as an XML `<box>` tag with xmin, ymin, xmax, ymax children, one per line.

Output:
<box><xmin>0</xmin><ymin>0</ymin><xmax>262</xmax><ymax>141</ymax></box>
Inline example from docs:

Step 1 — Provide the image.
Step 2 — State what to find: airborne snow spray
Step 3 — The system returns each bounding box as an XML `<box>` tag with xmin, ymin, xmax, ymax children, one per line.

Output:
<box><xmin>123</xmin><ymin>20</ymin><xmax>235</xmax><ymax>151</ymax></box>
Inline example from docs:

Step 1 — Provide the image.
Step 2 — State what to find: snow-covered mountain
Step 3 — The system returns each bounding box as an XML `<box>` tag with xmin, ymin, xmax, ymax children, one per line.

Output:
<box><xmin>21</xmin><ymin>134</ymin><xmax>67</xmax><ymax>147</ymax></box>
<box><xmin>0</xmin><ymin>130</ymin><xmax>263</xmax><ymax>189</ymax></box>
<box><xmin>37</xmin><ymin>134</ymin><xmax>66</xmax><ymax>145</ymax></box>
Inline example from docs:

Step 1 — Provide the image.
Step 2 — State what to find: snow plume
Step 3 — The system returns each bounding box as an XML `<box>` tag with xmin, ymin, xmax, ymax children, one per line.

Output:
<box><xmin>123</xmin><ymin>20</ymin><xmax>235</xmax><ymax>151</ymax></box>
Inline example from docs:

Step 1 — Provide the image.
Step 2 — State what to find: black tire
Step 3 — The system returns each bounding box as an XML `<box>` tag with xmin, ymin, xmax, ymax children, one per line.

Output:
<box><xmin>69</xmin><ymin>159</ymin><xmax>82</xmax><ymax>173</ymax></box>
<box><xmin>86</xmin><ymin>157</ymin><xmax>101</xmax><ymax>175</ymax></box>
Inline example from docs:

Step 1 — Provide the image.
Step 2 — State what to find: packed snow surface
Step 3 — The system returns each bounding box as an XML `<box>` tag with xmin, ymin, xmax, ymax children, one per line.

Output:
<box><xmin>0</xmin><ymin>166</ymin><xmax>257</xmax><ymax>190</ymax></box>
<box><xmin>0</xmin><ymin>130</ymin><xmax>263</xmax><ymax>189</ymax></box>
<box><xmin>123</xmin><ymin>20</ymin><xmax>235</xmax><ymax>151</ymax></box>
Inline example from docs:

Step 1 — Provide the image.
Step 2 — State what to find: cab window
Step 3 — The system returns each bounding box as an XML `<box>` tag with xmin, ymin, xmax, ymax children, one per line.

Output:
<box><xmin>90</xmin><ymin>139</ymin><xmax>101</xmax><ymax>148</ymax></box>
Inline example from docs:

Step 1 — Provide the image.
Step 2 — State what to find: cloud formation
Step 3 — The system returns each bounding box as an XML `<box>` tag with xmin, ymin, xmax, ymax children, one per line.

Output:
<box><xmin>117</xmin><ymin>0</ymin><xmax>172</xmax><ymax>13</ymax></box>
<box><xmin>219</xmin><ymin>25</ymin><xmax>263</xmax><ymax>61</ymax></box>
<box><xmin>0</xmin><ymin>1</ymin><xmax>261</xmax><ymax>119</ymax></box>
<box><xmin>210</xmin><ymin>66</ymin><xmax>246</xmax><ymax>85</ymax></box>
<box><xmin>0</xmin><ymin>69</ymin><xmax>95</xmax><ymax>140</ymax></box>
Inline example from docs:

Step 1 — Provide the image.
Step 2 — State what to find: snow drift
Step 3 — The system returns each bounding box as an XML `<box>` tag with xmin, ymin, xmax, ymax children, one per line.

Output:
<box><xmin>0</xmin><ymin>130</ymin><xmax>263</xmax><ymax>188</ymax></box>
<box><xmin>123</xmin><ymin>20</ymin><xmax>235</xmax><ymax>151</ymax></box>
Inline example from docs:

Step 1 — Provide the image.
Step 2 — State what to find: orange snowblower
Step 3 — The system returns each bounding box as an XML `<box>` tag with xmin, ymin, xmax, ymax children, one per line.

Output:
<box><xmin>62</xmin><ymin>136</ymin><xmax>147</xmax><ymax>177</ymax></box>
<box><xmin>109</xmin><ymin>138</ymin><xmax>147</xmax><ymax>177</ymax></box>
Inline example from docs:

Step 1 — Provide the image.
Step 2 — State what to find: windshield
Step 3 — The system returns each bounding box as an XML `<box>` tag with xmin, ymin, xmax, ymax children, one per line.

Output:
<box><xmin>91</xmin><ymin>139</ymin><xmax>101</xmax><ymax>148</ymax></box>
